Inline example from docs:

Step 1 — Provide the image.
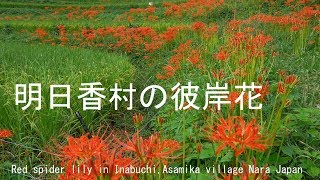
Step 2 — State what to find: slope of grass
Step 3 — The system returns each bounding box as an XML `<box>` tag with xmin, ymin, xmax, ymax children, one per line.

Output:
<box><xmin>0</xmin><ymin>42</ymin><xmax>134</xmax><ymax>145</ymax></box>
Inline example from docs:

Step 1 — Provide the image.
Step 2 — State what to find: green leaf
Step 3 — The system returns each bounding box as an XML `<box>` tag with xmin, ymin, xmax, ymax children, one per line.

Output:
<box><xmin>219</xmin><ymin>151</ymin><xmax>233</xmax><ymax>163</ymax></box>
<box><xmin>299</xmin><ymin>159</ymin><xmax>315</xmax><ymax>169</ymax></box>
<box><xmin>307</xmin><ymin>129</ymin><xmax>320</xmax><ymax>138</ymax></box>
<box><xmin>277</xmin><ymin>157</ymin><xmax>291</xmax><ymax>164</ymax></box>
<box><xmin>282</xmin><ymin>146</ymin><xmax>294</xmax><ymax>157</ymax></box>
<box><xmin>287</xmin><ymin>173</ymin><xmax>303</xmax><ymax>180</ymax></box>
<box><xmin>309</xmin><ymin>167</ymin><xmax>320</xmax><ymax>177</ymax></box>
<box><xmin>199</xmin><ymin>144</ymin><xmax>215</xmax><ymax>159</ymax></box>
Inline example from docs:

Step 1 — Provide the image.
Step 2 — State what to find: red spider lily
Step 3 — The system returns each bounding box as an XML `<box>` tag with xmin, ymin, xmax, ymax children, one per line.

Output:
<box><xmin>59</xmin><ymin>134</ymin><xmax>107</xmax><ymax>179</ymax></box>
<box><xmin>290</xmin><ymin>26</ymin><xmax>300</xmax><ymax>32</ymax></box>
<box><xmin>157</xmin><ymin>117</ymin><xmax>165</xmax><ymax>125</ymax></box>
<box><xmin>228</xmin><ymin>91</ymin><xmax>248</xmax><ymax>110</ymax></box>
<box><xmin>277</xmin><ymin>82</ymin><xmax>286</xmax><ymax>94</ymax></box>
<box><xmin>214</xmin><ymin>49</ymin><xmax>230</xmax><ymax>61</ymax></box>
<box><xmin>58</xmin><ymin>25</ymin><xmax>66</xmax><ymax>35</ymax></box>
<box><xmin>230</xmin><ymin>32</ymin><xmax>247</xmax><ymax>47</ymax></box>
<box><xmin>50</xmin><ymin>6</ymin><xmax>103</xmax><ymax>20</ymax></box>
<box><xmin>295</xmin><ymin>6</ymin><xmax>319</xmax><ymax>19</ymax></box>
<box><xmin>278</xmin><ymin>69</ymin><xmax>286</xmax><ymax>78</ymax></box>
<box><xmin>35</xmin><ymin>28</ymin><xmax>47</xmax><ymax>39</ymax></box>
<box><xmin>157</xmin><ymin>40</ymin><xmax>193</xmax><ymax>79</ymax></box>
<box><xmin>228</xmin><ymin>92</ymin><xmax>241</xmax><ymax>110</ymax></box>
<box><xmin>233</xmin><ymin>68</ymin><xmax>247</xmax><ymax>78</ymax></box>
<box><xmin>120</xmin><ymin>6</ymin><xmax>157</xmax><ymax>22</ymax></box>
<box><xmin>205</xmin><ymin>24</ymin><xmax>219</xmax><ymax>37</ymax></box>
<box><xmin>228</xmin><ymin>19</ymin><xmax>244</xmax><ymax>31</ymax></box>
<box><xmin>196</xmin><ymin>143</ymin><xmax>202</xmax><ymax>153</ymax></box>
<box><xmin>272</xmin><ymin>51</ymin><xmax>279</xmax><ymax>57</ymax></box>
<box><xmin>156</xmin><ymin>63</ymin><xmax>179</xmax><ymax>80</ymax></box>
<box><xmin>252</xmin><ymin>33</ymin><xmax>273</xmax><ymax>47</ymax></box>
<box><xmin>217</xmin><ymin>171</ymin><xmax>234</xmax><ymax>180</ymax></box>
<box><xmin>58</xmin><ymin>133</ymin><xmax>134</xmax><ymax>180</ymax></box>
<box><xmin>31</xmin><ymin>25</ymin><xmax>180</xmax><ymax>55</ymax></box>
<box><xmin>117</xmin><ymin>132</ymin><xmax>180</xmax><ymax>167</ymax></box>
<box><xmin>145</xmin><ymin>7</ymin><xmax>156</xmax><ymax>14</ymax></box>
<box><xmin>206</xmin><ymin>116</ymin><xmax>266</xmax><ymax>156</ymax></box>
<box><xmin>228</xmin><ymin>78</ymin><xmax>237</xmax><ymax>86</ymax></box>
<box><xmin>188</xmin><ymin>50</ymin><xmax>202</xmax><ymax>66</ymax></box>
<box><xmin>285</xmin><ymin>0</ymin><xmax>294</xmax><ymax>6</ymax></box>
<box><xmin>285</xmin><ymin>74</ymin><xmax>298</xmax><ymax>85</ymax></box>
<box><xmin>163</xmin><ymin>2</ymin><xmax>182</xmax><ymax>17</ymax></box>
<box><xmin>174</xmin><ymin>40</ymin><xmax>193</xmax><ymax>54</ymax></box>
<box><xmin>163</xmin><ymin>65</ymin><xmax>176</xmax><ymax>77</ymax></box>
<box><xmin>244</xmin><ymin>27</ymin><xmax>255</xmax><ymax>33</ymax></box>
<box><xmin>132</xmin><ymin>113</ymin><xmax>143</xmax><ymax>127</ymax></box>
<box><xmin>192</xmin><ymin>21</ymin><xmax>206</xmax><ymax>31</ymax></box>
<box><xmin>248</xmin><ymin>6</ymin><xmax>319</xmax><ymax>32</ymax></box>
<box><xmin>191</xmin><ymin>22</ymin><xmax>219</xmax><ymax>38</ymax></box>
<box><xmin>60</xmin><ymin>135</ymin><xmax>109</xmax><ymax>179</ymax></box>
<box><xmin>164</xmin><ymin>0</ymin><xmax>224</xmax><ymax>18</ymax></box>
<box><xmin>156</xmin><ymin>74</ymin><xmax>168</xmax><ymax>80</ymax></box>
<box><xmin>82</xmin><ymin>10</ymin><xmax>100</xmax><ymax>19</ymax></box>
<box><xmin>58</xmin><ymin>25</ymin><xmax>68</xmax><ymax>44</ymax></box>
<box><xmin>82</xmin><ymin>29</ymin><xmax>96</xmax><ymax>41</ymax></box>
<box><xmin>254</xmin><ymin>83</ymin><xmax>270</xmax><ymax>102</ymax></box>
<box><xmin>219</xmin><ymin>30</ymin><xmax>273</xmax><ymax>64</ymax></box>
<box><xmin>0</xmin><ymin>129</ymin><xmax>13</xmax><ymax>138</ymax></box>
<box><xmin>160</xmin><ymin>27</ymin><xmax>180</xmax><ymax>42</ymax></box>
<box><xmin>211</xmin><ymin>69</ymin><xmax>225</xmax><ymax>80</ymax></box>
<box><xmin>257</xmin><ymin>75</ymin><xmax>263</xmax><ymax>83</ymax></box>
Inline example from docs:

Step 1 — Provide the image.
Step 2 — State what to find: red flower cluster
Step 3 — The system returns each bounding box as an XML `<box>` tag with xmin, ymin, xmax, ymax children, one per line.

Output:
<box><xmin>0</xmin><ymin>129</ymin><xmax>13</xmax><ymax>139</ymax></box>
<box><xmin>254</xmin><ymin>83</ymin><xmax>270</xmax><ymax>102</ymax></box>
<box><xmin>58</xmin><ymin>25</ymin><xmax>68</xmax><ymax>45</ymax></box>
<box><xmin>157</xmin><ymin>40</ymin><xmax>195</xmax><ymax>80</ymax></box>
<box><xmin>277</xmin><ymin>72</ymin><xmax>298</xmax><ymax>94</ymax></box>
<box><xmin>36</xmin><ymin>28</ymin><xmax>48</xmax><ymax>39</ymax></box>
<box><xmin>117</xmin><ymin>132</ymin><xmax>181</xmax><ymax>167</ymax></box>
<box><xmin>206</xmin><ymin>116</ymin><xmax>266</xmax><ymax>156</ymax></box>
<box><xmin>82</xmin><ymin>6</ymin><xmax>104</xmax><ymax>19</ymax></box>
<box><xmin>49</xmin><ymin>6</ymin><xmax>104</xmax><ymax>20</ymax></box>
<box><xmin>59</xmin><ymin>134</ymin><xmax>133</xmax><ymax>180</ymax></box>
<box><xmin>119</xmin><ymin>6</ymin><xmax>158</xmax><ymax>22</ymax></box>
<box><xmin>213</xmin><ymin>30</ymin><xmax>273</xmax><ymax>72</ymax></box>
<box><xmin>192</xmin><ymin>21</ymin><xmax>219</xmax><ymax>39</ymax></box>
<box><xmin>227</xmin><ymin>91</ymin><xmax>249</xmax><ymax>110</ymax></box>
<box><xmin>57</xmin><ymin>131</ymin><xmax>180</xmax><ymax>179</ymax></box>
<box><xmin>0</xmin><ymin>14</ymin><xmax>31</xmax><ymax>21</ymax></box>
<box><xmin>106</xmin><ymin>26</ymin><xmax>178</xmax><ymax>53</ymax></box>
<box><xmin>0</xmin><ymin>129</ymin><xmax>13</xmax><ymax>145</ymax></box>
<box><xmin>211</xmin><ymin>69</ymin><xmax>225</xmax><ymax>80</ymax></box>
<box><xmin>249</xmin><ymin>6</ymin><xmax>319</xmax><ymax>31</ymax></box>
<box><xmin>163</xmin><ymin>0</ymin><xmax>224</xmax><ymax>18</ymax></box>
<box><xmin>214</xmin><ymin>48</ymin><xmax>230</xmax><ymax>61</ymax></box>
<box><xmin>33</xmin><ymin>25</ymin><xmax>180</xmax><ymax>54</ymax></box>
<box><xmin>157</xmin><ymin>22</ymin><xmax>220</xmax><ymax>80</ymax></box>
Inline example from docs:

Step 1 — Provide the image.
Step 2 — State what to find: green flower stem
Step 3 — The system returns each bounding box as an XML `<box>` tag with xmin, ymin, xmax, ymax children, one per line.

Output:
<box><xmin>182</xmin><ymin>112</ymin><xmax>186</xmax><ymax>180</ymax></box>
